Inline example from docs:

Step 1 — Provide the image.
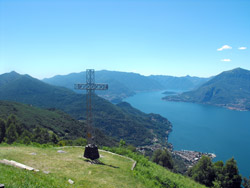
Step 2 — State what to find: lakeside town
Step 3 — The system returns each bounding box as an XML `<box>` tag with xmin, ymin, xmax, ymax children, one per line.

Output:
<box><xmin>173</xmin><ymin>150</ymin><xmax>216</xmax><ymax>168</ymax></box>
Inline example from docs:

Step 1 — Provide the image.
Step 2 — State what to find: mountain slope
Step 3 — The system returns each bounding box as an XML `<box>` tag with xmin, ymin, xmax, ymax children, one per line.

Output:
<box><xmin>0</xmin><ymin>100</ymin><xmax>116</xmax><ymax>146</ymax></box>
<box><xmin>43</xmin><ymin>70</ymin><xmax>163</xmax><ymax>102</ymax></box>
<box><xmin>149</xmin><ymin>75</ymin><xmax>210</xmax><ymax>91</ymax></box>
<box><xmin>0</xmin><ymin>72</ymin><xmax>172</xmax><ymax>147</ymax></box>
<box><xmin>163</xmin><ymin>68</ymin><xmax>250</xmax><ymax>111</ymax></box>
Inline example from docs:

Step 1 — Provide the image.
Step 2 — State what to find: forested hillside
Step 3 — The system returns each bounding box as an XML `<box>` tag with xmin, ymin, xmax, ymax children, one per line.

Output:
<box><xmin>0</xmin><ymin>72</ymin><xmax>172</xmax><ymax>147</ymax></box>
<box><xmin>0</xmin><ymin>100</ymin><xmax>116</xmax><ymax>146</ymax></box>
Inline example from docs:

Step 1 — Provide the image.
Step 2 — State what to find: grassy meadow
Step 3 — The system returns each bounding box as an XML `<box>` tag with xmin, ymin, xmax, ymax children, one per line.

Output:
<box><xmin>0</xmin><ymin>145</ymin><xmax>144</xmax><ymax>188</ymax></box>
<box><xmin>0</xmin><ymin>145</ymin><xmax>206</xmax><ymax>188</ymax></box>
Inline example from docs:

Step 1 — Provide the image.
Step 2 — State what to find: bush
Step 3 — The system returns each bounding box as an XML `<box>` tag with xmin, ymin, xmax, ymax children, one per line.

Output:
<box><xmin>73</xmin><ymin>137</ymin><xmax>87</xmax><ymax>146</ymax></box>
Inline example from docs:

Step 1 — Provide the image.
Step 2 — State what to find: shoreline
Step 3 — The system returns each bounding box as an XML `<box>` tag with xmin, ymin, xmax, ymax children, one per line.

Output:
<box><xmin>173</xmin><ymin>149</ymin><xmax>216</xmax><ymax>168</ymax></box>
<box><xmin>162</xmin><ymin>98</ymin><xmax>249</xmax><ymax>112</ymax></box>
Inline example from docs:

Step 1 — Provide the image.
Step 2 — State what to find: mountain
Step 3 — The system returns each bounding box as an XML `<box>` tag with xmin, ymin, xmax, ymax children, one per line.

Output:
<box><xmin>43</xmin><ymin>70</ymin><xmax>163</xmax><ymax>103</ymax></box>
<box><xmin>43</xmin><ymin>70</ymin><xmax>209</xmax><ymax>102</ymax></box>
<box><xmin>163</xmin><ymin>68</ymin><xmax>250</xmax><ymax>111</ymax></box>
<box><xmin>0</xmin><ymin>100</ymin><xmax>116</xmax><ymax>146</ymax></box>
<box><xmin>149</xmin><ymin>75</ymin><xmax>210</xmax><ymax>91</ymax></box>
<box><xmin>0</xmin><ymin>71</ymin><xmax>172</xmax><ymax>147</ymax></box>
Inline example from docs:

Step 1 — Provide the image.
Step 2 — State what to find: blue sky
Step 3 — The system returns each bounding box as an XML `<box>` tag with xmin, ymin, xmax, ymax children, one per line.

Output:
<box><xmin>0</xmin><ymin>0</ymin><xmax>249</xmax><ymax>79</ymax></box>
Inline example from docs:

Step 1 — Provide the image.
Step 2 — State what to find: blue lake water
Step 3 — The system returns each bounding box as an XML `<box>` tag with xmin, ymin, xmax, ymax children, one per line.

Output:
<box><xmin>124</xmin><ymin>91</ymin><xmax>250</xmax><ymax>177</ymax></box>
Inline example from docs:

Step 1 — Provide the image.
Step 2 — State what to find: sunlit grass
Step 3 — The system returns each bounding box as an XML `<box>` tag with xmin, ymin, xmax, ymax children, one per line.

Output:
<box><xmin>0</xmin><ymin>145</ymin><xmax>144</xmax><ymax>188</ymax></box>
<box><xmin>0</xmin><ymin>145</ymin><xmax>206</xmax><ymax>188</ymax></box>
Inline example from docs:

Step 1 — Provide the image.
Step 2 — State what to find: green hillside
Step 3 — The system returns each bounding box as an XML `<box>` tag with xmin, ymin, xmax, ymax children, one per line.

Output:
<box><xmin>0</xmin><ymin>145</ymin><xmax>206</xmax><ymax>188</ymax></box>
<box><xmin>0</xmin><ymin>100</ymin><xmax>116</xmax><ymax>146</ymax></box>
<box><xmin>0</xmin><ymin>72</ymin><xmax>172</xmax><ymax>147</ymax></box>
<box><xmin>163</xmin><ymin>68</ymin><xmax>250</xmax><ymax>111</ymax></box>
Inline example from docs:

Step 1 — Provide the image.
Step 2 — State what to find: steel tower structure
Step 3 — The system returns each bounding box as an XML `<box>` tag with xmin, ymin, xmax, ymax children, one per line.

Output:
<box><xmin>75</xmin><ymin>69</ymin><xmax>108</xmax><ymax>160</ymax></box>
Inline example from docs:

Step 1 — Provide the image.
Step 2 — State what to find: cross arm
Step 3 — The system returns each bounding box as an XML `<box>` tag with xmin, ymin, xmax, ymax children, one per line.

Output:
<box><xmin>74</xmin><ymin>83</ymin><xmax>108</xmax><ymax>90</ymax></box>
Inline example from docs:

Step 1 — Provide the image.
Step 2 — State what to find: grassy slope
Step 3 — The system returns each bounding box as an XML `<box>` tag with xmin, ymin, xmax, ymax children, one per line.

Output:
<box><xmin>0</xmin><ymin>145</ymin><xmax>143</xmax><ymax>188</ymax></box>
<box><xmin>0</xmin><ymin>145</ymin><xmax>206</xmax><ymax>188</ymax></box>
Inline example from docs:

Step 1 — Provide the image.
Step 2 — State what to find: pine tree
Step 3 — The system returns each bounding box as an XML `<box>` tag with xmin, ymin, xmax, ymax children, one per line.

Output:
<box><xmin>6</xmin><ymin>115</ymin><xmax>18</xmax><ymax>128</ymax></box>
<box><xmin>221</xmin><ymin>157</ymin><xmax>242</xmax><ymax>188</ymax></box>
<box><xmin>20</xmin><ymin>130</ymin><xmax>32</xmax><ymax>144</ymax></box>
<box><xmin>5</xmin><ymin>123</ymin><xmax>18</xmax><ymax>144</ymax></box>
<box><xmin>0</xmin><ymin>119</ymin><xmax>6</xmax><ymax>143</ymax></box>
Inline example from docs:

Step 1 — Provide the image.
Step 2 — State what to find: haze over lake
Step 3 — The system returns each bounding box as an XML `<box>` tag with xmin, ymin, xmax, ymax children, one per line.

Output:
<box><xmin>124</xmin><ymin>91</ymin><xmax>250</xmax><ymax>177</ymax></box>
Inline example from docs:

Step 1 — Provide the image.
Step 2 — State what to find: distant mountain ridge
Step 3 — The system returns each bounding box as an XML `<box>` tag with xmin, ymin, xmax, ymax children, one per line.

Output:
<box><xmin>43</xmin><ymin>70</ymin><xmax>209</xmax><ymax>102</ymax></box>
<box><xmin>149</xmin><ymin>75</ymin><xmax>210</xmax><ymax>91</ymax></box>
<box><xmin>163</xmin><ymin>68</ymin><xmax>250</xmax><ymax>111</ymax></box>
<box><xmin>0</xmin><ymin>71</ymin><xmax>172</xmax><ymax>147</ymax></box>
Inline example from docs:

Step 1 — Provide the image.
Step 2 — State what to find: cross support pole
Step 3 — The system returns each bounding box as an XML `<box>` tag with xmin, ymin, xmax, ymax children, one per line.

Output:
<box><xmin>74</xmin><ymin>69</ymin><xmax>108</xmax><ymax>160</ymax></box>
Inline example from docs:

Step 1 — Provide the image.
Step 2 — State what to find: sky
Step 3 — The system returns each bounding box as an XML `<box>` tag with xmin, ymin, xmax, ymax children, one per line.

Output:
<box><xmin>0</xmin><ymin>0</ymin><xmax>249</xmax><ymax>79</ymax></box>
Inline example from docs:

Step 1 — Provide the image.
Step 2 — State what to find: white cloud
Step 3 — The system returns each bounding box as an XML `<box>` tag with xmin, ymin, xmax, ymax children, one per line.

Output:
<box><xmin>221</xmin><ymin>59</ymin><xmax>231</xmax><ymax>62</ymax></box>
<box><xmin>238</xmin><ymin>47</ymin><xmax>247</xmax><ymax>50</ymax></box>
<box><xmin>217</xmin><ymin>45</ymin><xmax>232</xmax><ymax>51</ymax></box>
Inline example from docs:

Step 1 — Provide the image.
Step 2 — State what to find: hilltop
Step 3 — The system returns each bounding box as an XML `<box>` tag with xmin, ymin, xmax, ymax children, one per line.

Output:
<box><xmin>163</xmin><ymin>68</ymin><xmax>250</xmax><ymax>111</ymax></box>
<box><xmin>0</xmin><ymin>145</ymin><xmax>206</xmax><ymax>188</ymax></box>
<box><xmin>0</xmin><ymin>71</ymin><xmax>172</xmax><ymax>147</ymax></box>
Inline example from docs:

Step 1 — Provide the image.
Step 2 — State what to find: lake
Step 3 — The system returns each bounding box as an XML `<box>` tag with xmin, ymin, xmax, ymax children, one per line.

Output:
<box><xmin>124</xmin><ymin>91</ymin><xmax>250</xmax><ymax>177</ymax></box>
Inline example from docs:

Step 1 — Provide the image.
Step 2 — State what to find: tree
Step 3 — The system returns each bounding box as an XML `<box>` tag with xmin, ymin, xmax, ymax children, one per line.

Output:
<box><xmin>127</xmin><ymin>144</ymin><xmax>136</xmax><ymax>152</ymax></box>
<box><xmin>242</xmin><ymin>176</ymin><xmax>250</xmax><ymax>188</ymax></box>
<box><xmin>152</xmin><ymin>149</ymin><xmax>174</xmax><ymax>170</ymax></box>
<box><xmin>20</xmin><ymin>130</ymin><xmax>32</xmax><ymax>144</ymax></box>
<box><xmin>188</xmin><ymin>155</ymin><xmax>215</xmax><ymax>187</ymax></box>
<box><xmin>220</xmin><ymin>157</ymin><xmax>242</xmax><ymax>188</ymax></box>
<box><xmin>32</xmin><ymin>127</ymin><xmax>50</xmax><ymax>144</ymax></box>
<box><xmin>73</xmin><ymin>137</ymin><xmax>87</xmax><ymax>146</ymax></box>
<box><xmin>5</xmin><ymin>123</ymin><xmax>18</xmax><ymax>144</ymax></box>
<box><xmin>6</xmin><ymin>115</ymin><xmax>18</xmax><ymax>128</ymax></box>
<box><xmin>40</xmin><ymin>128</ymin><xmax>50</xmax><ymax>143</ymax></box>
<box><xmin>0</xmin><ymin>119</ymin><xmax>6</xmax><ymax>143</ymax></box>
<box><xmin>22</xmin><ymin>136</ymin><xmax>31</xmax><ymax>145</ymax></box>
<box><xmin>119</xmin><ymin>139</ymin><xmax>126</xmax><ymax>147</ymax></box>
<box><xmin>51</xmin><ymin>133</ymin><xmax>59</xmax><ymax>144</ymax></box>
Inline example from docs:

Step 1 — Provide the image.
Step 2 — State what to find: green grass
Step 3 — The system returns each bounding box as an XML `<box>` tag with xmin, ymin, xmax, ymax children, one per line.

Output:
<box><xmin>0</xmin><ymin>145</ymin><xmax>144</xmax><ymax>188</ymax></box>
<box><xmin>0</xmin><ymin>145</ymin><xmax>206</xmax><ymax>188</ymax></box>
<box><xmin>103</xmin><ymin>147</ymin><xmax>207</xmax><ymax>188</ymax></box>
<box><xmin>0</xmin><ymin>164</ymin><xmax>67</xmax><ymax>188</ymax></box>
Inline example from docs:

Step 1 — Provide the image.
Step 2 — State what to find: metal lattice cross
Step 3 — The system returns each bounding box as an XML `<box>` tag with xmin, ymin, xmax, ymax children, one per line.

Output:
<box><xmin>74</xmin><ymin>69</ymin><xmax>108</xmax><ymax>143</ymax></box>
